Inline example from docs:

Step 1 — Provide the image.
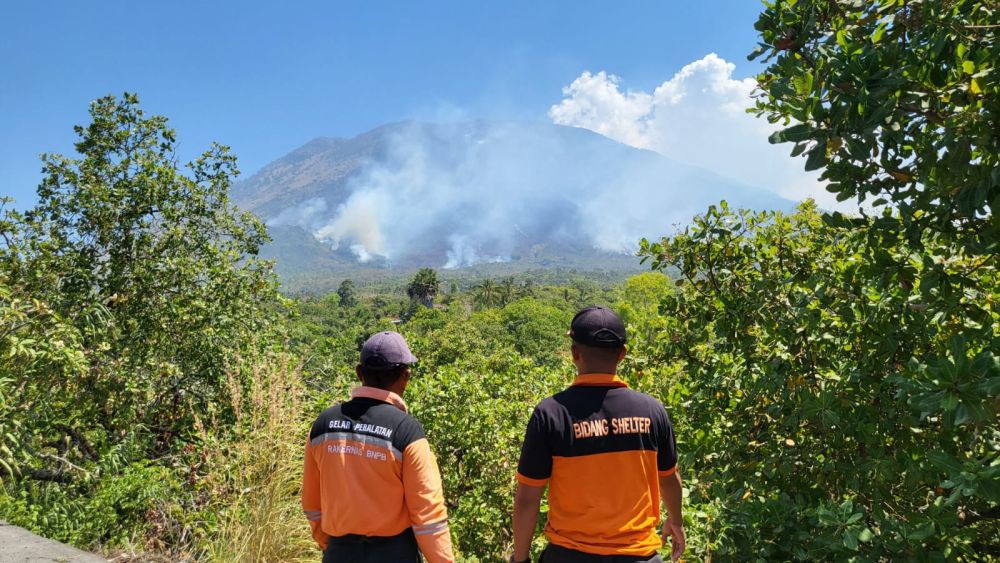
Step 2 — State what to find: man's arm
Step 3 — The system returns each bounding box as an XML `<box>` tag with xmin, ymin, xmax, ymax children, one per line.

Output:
<box><xmin>402</xmin><ymin>437</ymin><xmax>455</xmax><ymax>563</ymax></box>
<box><xmin>656</xmin><ymin>404</ymin><xmax>683</xmax><ymax>561</ymax></box>
<box><xmin>511</xmin><ymin>482</ymin><xmax>545</xmax><ymax>562</ymax></box>
<box><xmin>513</xmin><ymin>406</ymin><xmax>552</xmax><ymax>561</ymax></box>
<box><xmin>659</xmin><ymin>470</ymin><xmax>685</xmax><ymax>562</ymax></box>
<box><xmin>301</xmin><ymin>438</ymin><xmax>328</xmax><ymax>551</ymax></box>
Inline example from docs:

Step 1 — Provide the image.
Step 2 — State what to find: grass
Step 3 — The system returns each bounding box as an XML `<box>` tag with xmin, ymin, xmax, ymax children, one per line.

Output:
<box><xmin>197</xmin><ymin>355</ymin><xmax>317</xmax><ymax>563</ymax></box>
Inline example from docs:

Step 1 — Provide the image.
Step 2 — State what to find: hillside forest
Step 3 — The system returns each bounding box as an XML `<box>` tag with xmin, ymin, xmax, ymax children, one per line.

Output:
<box><xmin>1</xmin><ymin>1</ymin><xmax>998</xmax><ymax>561</ymax></box>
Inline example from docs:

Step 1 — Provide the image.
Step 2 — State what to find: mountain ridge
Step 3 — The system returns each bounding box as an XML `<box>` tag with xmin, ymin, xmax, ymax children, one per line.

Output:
<box><xmin>233</xmin><ymin>120</ymin><xmax>794</xmax><ymax>280</ymax></box>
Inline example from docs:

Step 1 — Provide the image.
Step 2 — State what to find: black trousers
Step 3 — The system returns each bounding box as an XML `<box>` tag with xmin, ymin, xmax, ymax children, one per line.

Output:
<box><xmin>540</xmin><ymin>543</ymin><xmax>664</xmax><ymax>563</ymax></box>
<box><xmin>322</xmin><ymin>529</ymin><xmax>421</xmax><ymax>563</ymax></box>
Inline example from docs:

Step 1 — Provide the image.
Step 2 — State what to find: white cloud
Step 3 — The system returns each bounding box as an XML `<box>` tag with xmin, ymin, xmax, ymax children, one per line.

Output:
<box><xmin>549</xmin><ymin>71</ymin><xmax>654</xmax><ymax>149</ymax></box>
<box><xmin>549</xmin><ymin>54</ymin><xmax>852</xmax><ymax>211</ymax></box>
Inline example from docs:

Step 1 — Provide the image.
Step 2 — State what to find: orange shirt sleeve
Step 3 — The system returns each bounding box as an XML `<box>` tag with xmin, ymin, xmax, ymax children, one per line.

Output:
<box><xmin>301</xmin><ymin>437</ymin><xmax>328</xmax><ymax>551</ymax></box>
<box><xmin>402</xmin><ymin>438</ymin><xmax>455</xmax><ymax>563</ymax></box>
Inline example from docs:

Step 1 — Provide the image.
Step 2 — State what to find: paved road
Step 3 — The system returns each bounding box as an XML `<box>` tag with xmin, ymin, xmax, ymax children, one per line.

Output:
<box><xmin>0</xmin><ymin>521</ymin><xmax>107</xmax><ymax>563</ymax></box>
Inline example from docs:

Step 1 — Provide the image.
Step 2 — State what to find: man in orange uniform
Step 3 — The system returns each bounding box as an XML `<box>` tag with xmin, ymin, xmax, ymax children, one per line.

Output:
<box><xmin>302</xmin><ymin>331</ymin><xmax>454</xmax><ymax>562</ymax></box>
<box><xmin>511</xmin><ymin>306</ymin><xmax>685</xmax><ymax>562</ymax></box>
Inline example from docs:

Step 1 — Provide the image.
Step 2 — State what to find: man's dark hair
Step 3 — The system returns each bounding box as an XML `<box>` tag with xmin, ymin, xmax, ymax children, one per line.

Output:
<box><xmin>574</xmin><ymin>343</ymin><xmax>625</xmax><ymax>364</ymax></box>
<box><xmin>358</xmin><ymin>364</ymin><xmax>409</xmax><ymax>389</ymax></box>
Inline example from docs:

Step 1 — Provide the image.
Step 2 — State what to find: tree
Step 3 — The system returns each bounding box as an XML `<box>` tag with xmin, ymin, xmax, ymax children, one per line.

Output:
<box><xmin>440</xmin><ymin>281</ymin><xmax>459</xmax><ymax>305</ymax></box>
<box><xmin>638</xmin><ymin>201</ymin><xmax>999</xmax><ymax>559</ymax></box>
<box><xmin>406</xmin><ymin>268</ymin><xmax>440</xmax><ymax>307</ymax></box>
<box><xmin>615</xmin><ymin>272</ymin><xmax>673</xmax><ymax>349</ymax></box>
<box><xmin>472</xmin><ymin>278</ymin><xmax>499</xmax><ymax>309</ymax></box>
<box><xmin>520</xmin><ymin>278</ymin><xmax>536</xmax><ymax>298</ymax></box>
<box><xmin>0</xmin><ymin>93</ymin><xmax>283</xmax><ymax>543</ymax></box>
<box><xmin>751</xmin><ymin>0</ymin><xmax>998</xmax><ymax>254</ymax></box>
<box><xmin>498</xmin><ymin>276</ymin><xmax>517</xmax><ymax>307</ymax></box>
<box><xmin>0</xmin><ymin>266</ymin><xmax>87</xmax><ymax>483</ymax></box>
<box><xmin>337</xmin><ymin>278</ymin><xmax>357</xmax><ymax>307</ymax></box>
<box><xmin>746</xmin><ymin>6</ymin><xmax>1000</xmax><ymax>553</ymax></box>
<box><xmin>500</xmin><ymin>298</ymin><xmax>571</xmax><ymax>366</ymax></box>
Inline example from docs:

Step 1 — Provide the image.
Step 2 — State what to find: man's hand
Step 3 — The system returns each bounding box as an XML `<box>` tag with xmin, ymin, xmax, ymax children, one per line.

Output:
<box><xmin>659</xmin><ymin>471</ymin><xmax>685</xmax><ymax>561</ymax></box>
<box><xmin>662</xmin><ymin>518</ymin><xmax>685</xmax><ymax>562</ymax></box>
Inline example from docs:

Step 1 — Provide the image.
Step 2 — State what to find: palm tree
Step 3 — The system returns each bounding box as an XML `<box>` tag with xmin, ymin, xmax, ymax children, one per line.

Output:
<box><xmin>520</xmin><ymin>278</ymin><xmax>536</xmax><ymax>298</ymax></box>
<box><xmin>473</xmin><ymin>278</ymin><xmax>499</xmax><ymax>309</ymax></box>
<box><xmin>406</xmin><ymin>268</ymin><xmax>440</xmax><ymax>307</ymax></box>
<box><xmin>498</xmin><ymin>276</ymin><xmax>517</xmax><ymax>306</ymax></box>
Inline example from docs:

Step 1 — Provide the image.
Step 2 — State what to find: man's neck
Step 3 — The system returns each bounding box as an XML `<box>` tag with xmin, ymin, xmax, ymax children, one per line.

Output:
<box><xmin>365</xmin><ymin>384</ymin><xmax>405</xmax><ymax>397</ymax></box>
<box><xmin>576</xmin><ymin>368</ymin><xmax>618</xmax><ymax>376</ymax></box>
<box><xmin>352</xmin><ymin>386</ymin><xmax>408</xmax><ymax>412</ymax></box>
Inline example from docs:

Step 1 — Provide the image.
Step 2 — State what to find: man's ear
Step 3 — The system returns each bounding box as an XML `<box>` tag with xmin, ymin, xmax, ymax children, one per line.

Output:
<box><xmin>355</xmin><ymin>365</ymin><xmax>365</xmax><ymax>384</ymax></box>
<box><xmin>571</xmin><ymin>343</ymin><xmax>581</xmax><ymax>362</ymax></box>
<box><xmin>398</xmin><ymin>367</ymin><xmax>412</xmax><ymax>392</ymax></box>
<box><xmin>617</xmin><ymin>346</ymin><xmax>627</xmax><ymax>363</ymax></box>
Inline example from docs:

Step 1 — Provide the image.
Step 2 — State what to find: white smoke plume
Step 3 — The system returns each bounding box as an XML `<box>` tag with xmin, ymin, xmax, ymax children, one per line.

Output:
<box><xmin>266</xmin><ymin>198</ymin><xmax>328</xmax><ymax>229</ymax></box>
<box><xmin>274</xmin><ymin>118</ymin><xmax>792</xmax><ymax>267</ymax></box>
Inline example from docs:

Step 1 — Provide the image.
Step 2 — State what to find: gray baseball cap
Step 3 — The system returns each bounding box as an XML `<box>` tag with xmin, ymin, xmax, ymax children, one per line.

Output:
<box><xmin>360</xmin><ymin>331</ymin><xmax>418</xmax><ymax>370</ymax></box>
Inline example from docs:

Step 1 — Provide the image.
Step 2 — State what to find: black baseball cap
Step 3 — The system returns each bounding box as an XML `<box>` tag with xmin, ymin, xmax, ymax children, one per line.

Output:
<box><xmin>360</xmin><ymin>331</ymin><xmax>418</xmax><ymax>371</ymax></box>
<box><xmin>568</xmin><ymin>306</ymin><xmax>627</xmax><ymax>348</ymax></box>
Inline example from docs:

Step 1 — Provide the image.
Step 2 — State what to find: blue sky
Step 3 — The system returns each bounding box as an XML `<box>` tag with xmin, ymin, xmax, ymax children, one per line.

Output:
<box><xmin>1</xmin><ymin>1</ymin><xmax>782</xmax><ymax>209</ymax></box>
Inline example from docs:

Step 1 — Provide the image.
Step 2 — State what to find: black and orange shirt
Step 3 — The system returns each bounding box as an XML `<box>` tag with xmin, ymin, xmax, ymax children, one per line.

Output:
<box><xmin>302</xmin><ymin>386</ymin><xmax>454</xmax><ymax>563</ymax></box>
<box><xmin>516</xmin><ymin>373</ymin><xmax>678</xmax><ymax>556</ymax></box>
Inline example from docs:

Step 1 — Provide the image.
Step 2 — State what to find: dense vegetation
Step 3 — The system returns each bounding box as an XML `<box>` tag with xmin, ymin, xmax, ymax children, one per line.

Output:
<box><xmin>751</xmin><ymin>0</ymin><xmax>998</xmax><ymax>255</ymax></box>
<box><xmin>638</xmin><ymin>202</ymin><xmax>998</xmax><ymax>559</ymax></box>
<box><xmin>0</xmin><ymin>94</ymin><xmax>288</xmax><ymax>555</ymax></box>
<box><xmin>1</xmin><ymin>1</ymin><xmax>997</xmax><ymax>560</ymax></box>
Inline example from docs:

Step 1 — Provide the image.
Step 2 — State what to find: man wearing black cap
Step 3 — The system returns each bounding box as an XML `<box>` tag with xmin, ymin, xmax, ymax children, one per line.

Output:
<box><xmin>302</xmin><ymin>331</ymin><xmax>455</xmax><ymax>562</ymax></box>
<box><xmin>510</xmin><ymin>306</ymin><xmax>685</xmax><ymax>562</ymax></box>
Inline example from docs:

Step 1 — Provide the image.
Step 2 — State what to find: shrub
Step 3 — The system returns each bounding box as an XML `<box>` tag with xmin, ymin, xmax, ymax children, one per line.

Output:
<box><xmin>197</xmin><ymin>355</ymin><xmax>315</xmax><ymax>562</ymax></box>
<box><xmin>638</xmin><ymin>201</ymin><xmax>1000</xmax><ymax>559</ymax></box>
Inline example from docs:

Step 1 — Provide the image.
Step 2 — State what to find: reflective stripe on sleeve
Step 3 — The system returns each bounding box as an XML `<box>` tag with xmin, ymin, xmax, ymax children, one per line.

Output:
<box><xmin>304</xmin><ymin>509</ymin><xmax>322</xmax><ymax>521</ymax></box>
<box><xmin>412</xmin><ymin>519</ymin><xmax>450</xmax><ymax>536</ymax></box>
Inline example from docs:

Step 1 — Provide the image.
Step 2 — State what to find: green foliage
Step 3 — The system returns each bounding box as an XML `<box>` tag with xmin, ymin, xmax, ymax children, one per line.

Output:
<box><xmin>615</xmin><ymin>272</ymin><xmax>673</xmax><ymax>350</ymax></box>
<box><xmin>498</xmin><ymin>298</ymin><xmax>572</xmax><ymax>366</ymax></box>
<box><xmin>498</xmin><ymin>276</ymin><xmax>520</xmax><ymax>307</ymax></box>
<box><xmin>0</xmin><ymin>276</ymin><xmax>88</xmax><ymax>477</ymax></box>
<box><xmin>470</xmin><ymin>275</ymin><xmax>600</xmax><ymax>312</ymax></box>
<box><xmin>471</xmin><ymin>277</ymin><xmax>523</xmax><ymax>309</ymax></box>
<box><xmin>472</xmin><ymin>278</ymin><xmax>500</xmax><ymax>309</ymax></box>
<box><xmin>638</xmin><ymin>201</ymin><xmax>999</xmax><ymax>559</ymax></box>
<box><xmin>290</xmin><ymin>290</ymin><xmax>406</xmax><ymax>382</ymax></box>
<box><xmin>0</xmin><ymin>93</ymin><xmax>284</xmax><ymax>549</ymax></box>
<box><xmin>0</xmin><ymin>459</ymin><xmax>184</xmax><ymax>548</ymax></box>
<box><xmin>407</xmin><ymin>267</ymin><xmax>441</xmax><ymax>307</ymax></box>
<box><xmin>336</xmin><ymin>278</ymin><xmax>357</xmax><ymax>307</ymax></box>
<box><xmin>407</xmin><ymin>350</ymin><xmax>568</xmax><ymax>560</ymax></box>
<box><xmin>751</xmin><ymin>0</ymin><xmax>999</xmax><ymax>253</ymax></box>
<box><xmin>746</xmin><ymin>5</ymin><xmax>1000</xmax><ymax>553</ymax></box>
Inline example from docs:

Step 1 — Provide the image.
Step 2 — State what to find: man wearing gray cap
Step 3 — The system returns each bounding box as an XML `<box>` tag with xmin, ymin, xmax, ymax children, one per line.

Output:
<box><xmin>302</xmin><ymin>331</ymin><xmax>455</xmax><ymax>562</ymax></box>
<box><xmin>511</xmin><ymin>306</ymin><xmax>685</xmax><ymax>562</ymax></box>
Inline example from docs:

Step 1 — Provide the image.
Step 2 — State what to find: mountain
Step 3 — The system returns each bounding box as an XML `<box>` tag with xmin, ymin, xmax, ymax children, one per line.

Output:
<box><xmin>233</xmin><ymin>121</ymin><xmax>794</xmax><ymax>281</ymax></box>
